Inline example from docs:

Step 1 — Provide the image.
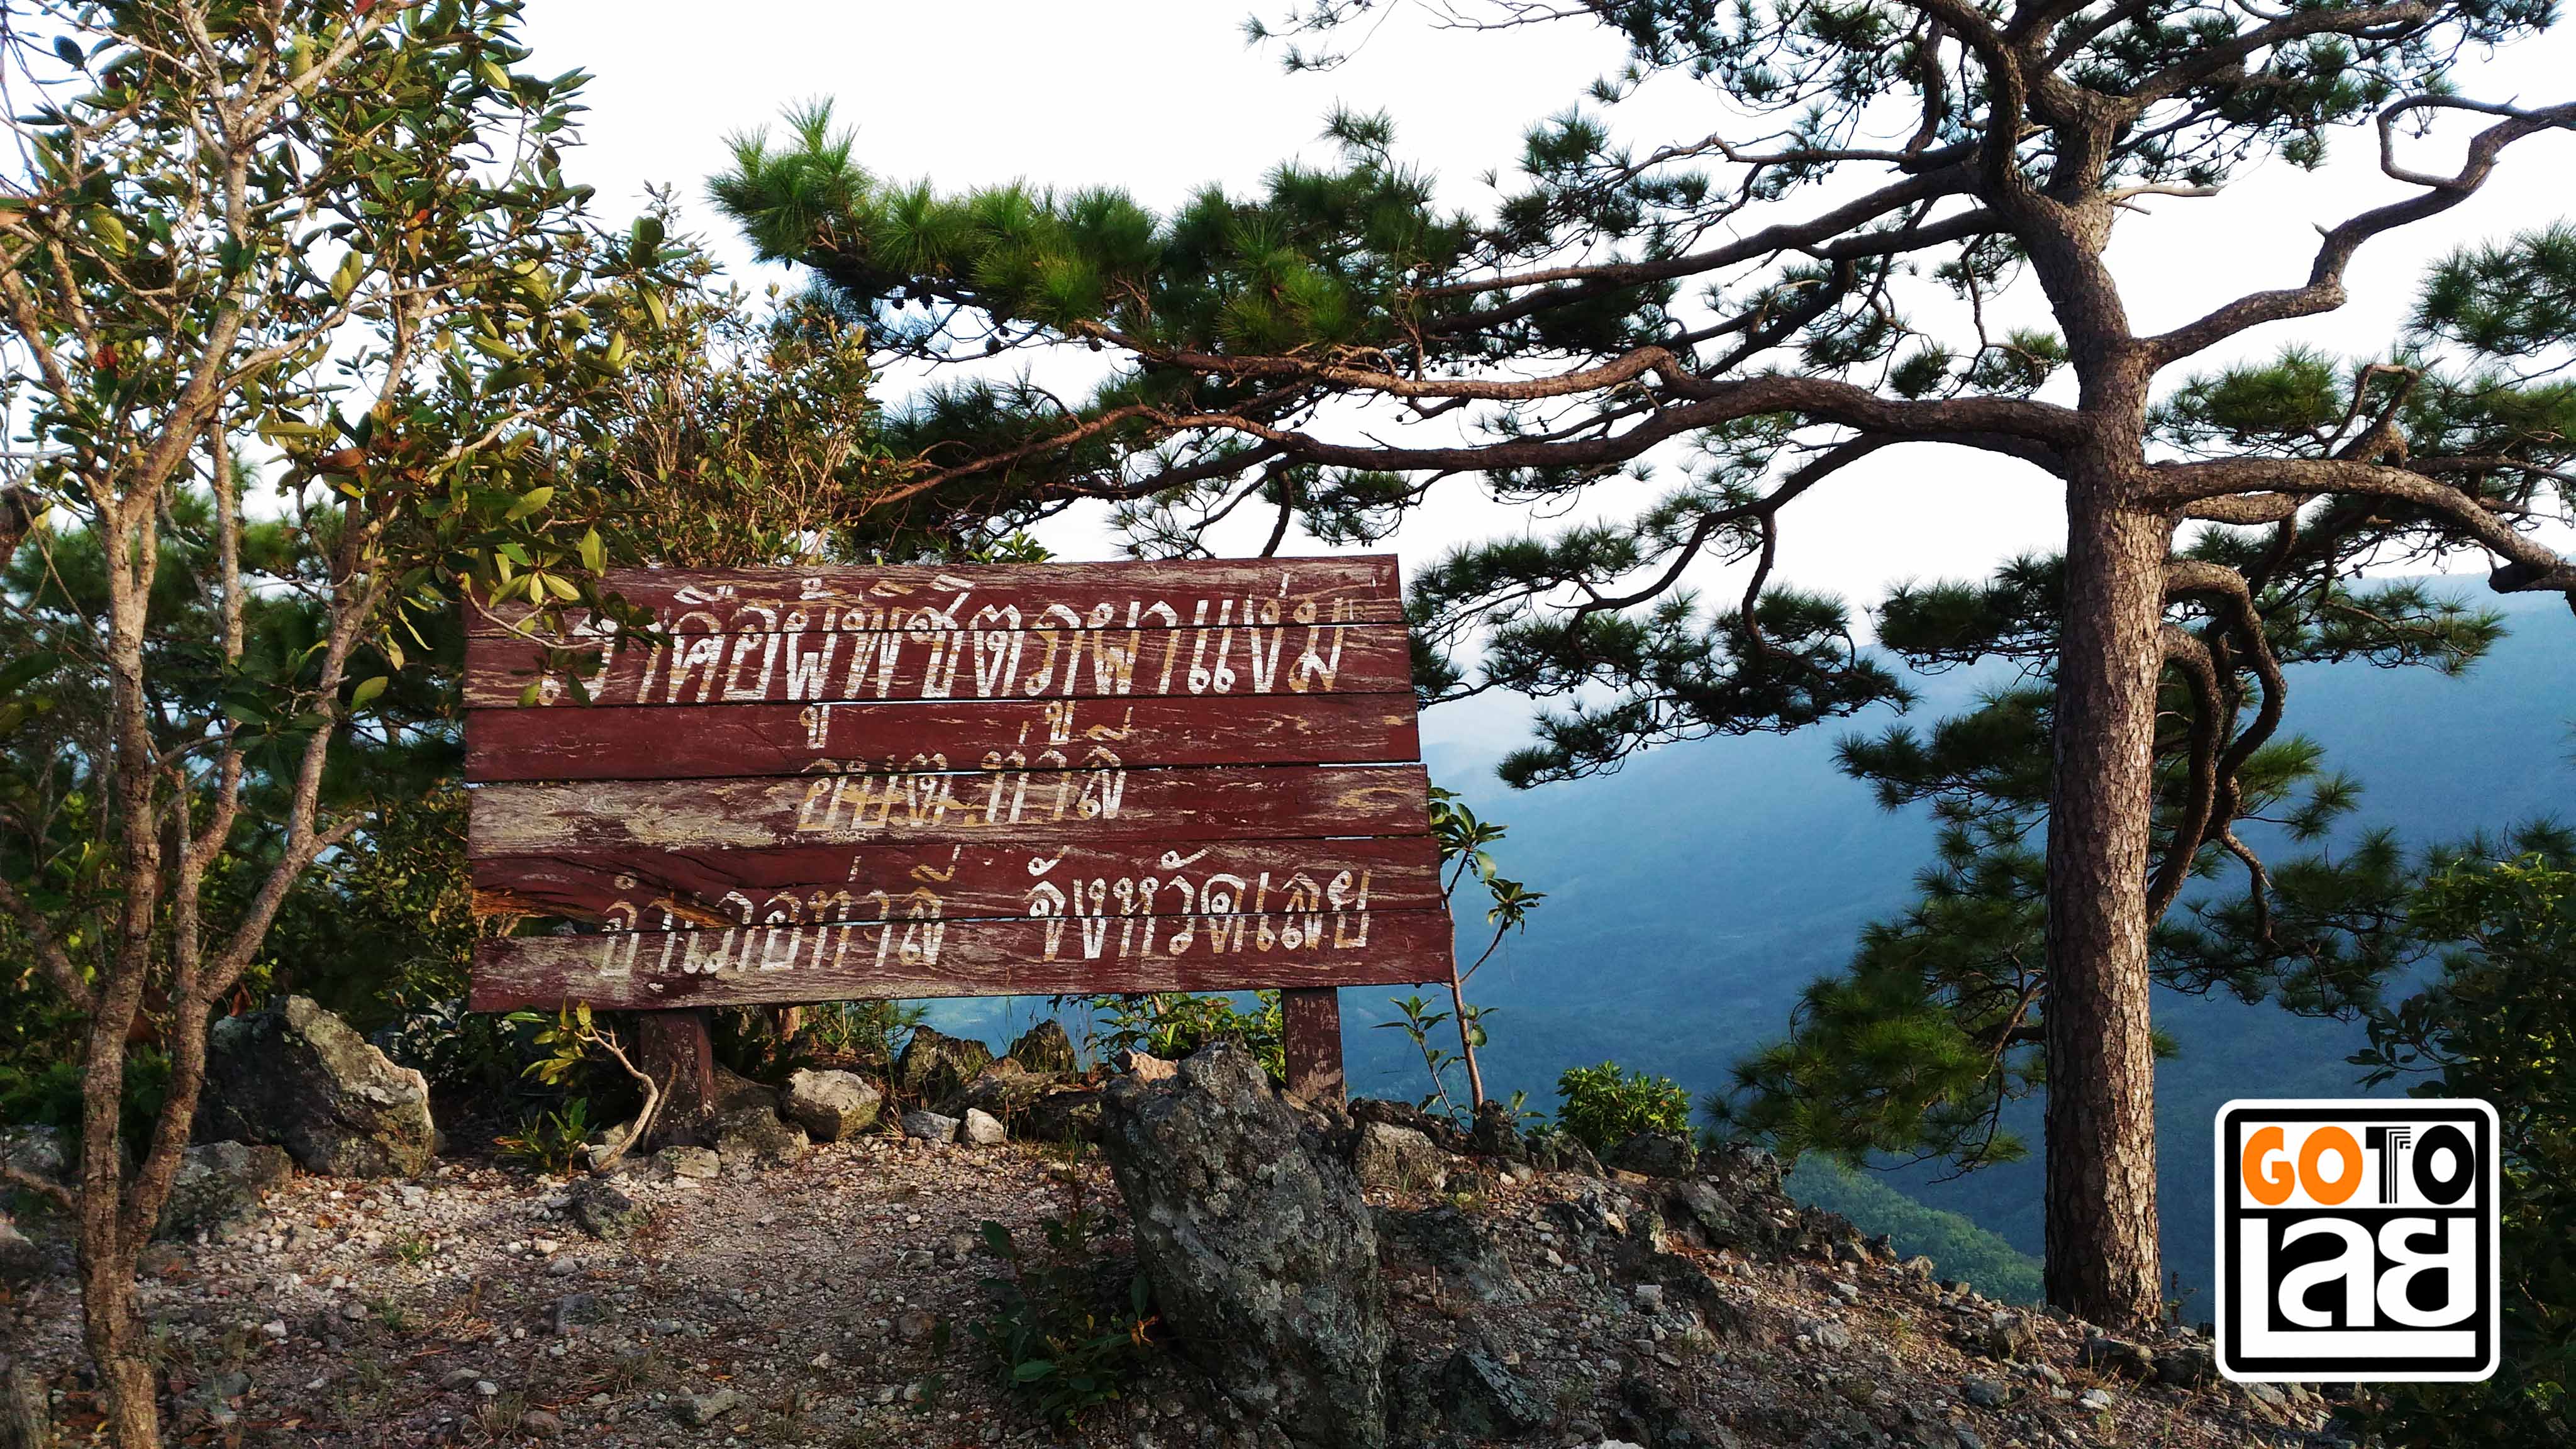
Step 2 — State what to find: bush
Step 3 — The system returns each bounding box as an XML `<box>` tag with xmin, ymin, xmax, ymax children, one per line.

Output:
<box><xmin>2357</xmin><ymin>851</ymin><xmax>2575</xmax><ymax>1446</ymax></box>
<box><xmin>494</xmin><ymin>1099</ymin><xmax>594</xmax><ymax>1175</ymax></box>
<box><xmin>1555</xmin><ymin>1061</ymin><xmax>1692</xmax><ymax>1152</ymax></box>
<box><xmin>970</xmin><ymin>1169</ymin><xmax>1156</xmax><ymax>1425</ymax></box>
<box><xmin>1086</xmin><ymin>992</ymin><xmax>1284</xmax><ymax>1082</ymax></box>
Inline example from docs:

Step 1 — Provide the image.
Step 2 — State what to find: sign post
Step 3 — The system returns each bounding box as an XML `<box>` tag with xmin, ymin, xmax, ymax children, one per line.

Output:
<box><xmin>463</xmin><ymin>555</ymin><xmax>1446</xmax><ymax>1108</ymax></box>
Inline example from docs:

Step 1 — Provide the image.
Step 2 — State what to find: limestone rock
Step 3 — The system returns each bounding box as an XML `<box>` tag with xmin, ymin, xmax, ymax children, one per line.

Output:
<box><xmin>658</xmin><ymin>1145</ymin><xmax>719</xmax><ymax>1180</ymax></box>
<box><xmin>1468</xmin><ymin>1099</ymin><xmax>1526</xmax><ymax>1161</ymax></box>
<box><xmin>1351</xmin><ymin>1121</ymin><xmax>1448</xmax><ymax>1193</ymax></box>
<box><xmin>0</xmin><ymin>1211</ymin><xmax>45</xmax><ymax>1284</ymax></box>
<box><xmin>900</xmin><ymin>1109</ymin><xmax>959</xmax><ymax>1143</ymax></box>
<box><xmin>1006</xmin><ymin>1019</ymin><xmax>1079</xmax><ymax>1074</ymax></box>
<box><xmin>158</xmin><ymin>1141</ymin><xmax>293</xmax><ymax>1240</ymax></box>
<box><xmin>1375</xmin><ymin>1205</ymin><xmax>1528</xmax><ymax>1305</ymax></box>
<box><xmin>960</xmin><ymin>1108</ymin><xmax>1007</xmax><ymax>1146</ymax></box>
<box><xmin>951</xmin><ymin>1060</ymin><xmax>1055</xmax><ymax>1126</ymax></box>
<box><xmin>1099</xmin><ymin>1041</ymin><xmax>1389</xmax><ymax>1448</ymax></box>
<box><xmin>1112</xmin><ymin>1046</ymin><xmax>1175</xmax><ymax>1082</ymax></box>
<box><xmin>201</xmin><ymin>996</ymin><xmax>435</xmax><ymax>1177</ymax></box>
<box><xmin>780</xmin><ymin>1069</ymin><xmax>882</xmax><ymax>1142</ymax></box>
<box><xmin>893</xmin><ymin>1027</ymin><xmax>992</xmax><ymax>1106</ymax></box>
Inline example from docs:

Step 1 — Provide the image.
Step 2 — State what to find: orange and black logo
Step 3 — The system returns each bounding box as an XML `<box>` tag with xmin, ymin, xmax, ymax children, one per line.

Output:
<box><xmin>2214</xmin><ymin>1100</ymin><xmax>2499</xmax><ymax>1382</ymax></box>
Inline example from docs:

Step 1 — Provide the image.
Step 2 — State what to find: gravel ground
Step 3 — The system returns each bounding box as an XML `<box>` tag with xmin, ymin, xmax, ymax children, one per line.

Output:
<box><xmin>4</xmin><ymin>1133</ymin><xmax>2345</xmax><ymax>1448</ymax></box>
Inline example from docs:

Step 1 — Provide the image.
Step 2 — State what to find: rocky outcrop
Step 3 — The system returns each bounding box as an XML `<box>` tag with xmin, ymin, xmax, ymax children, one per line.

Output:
<box><xmin>1021</xmin><ymin>1086</ymin><xmax>1103</xmax><ymax>1144</ymax></box>
<box><xmin>710</xmin><ymin>1105</ymin><xmax>806</xmax><ymax>1165</ymax></box>
<box><xmin>893</xmin><ymin>1026</ymin><xmax>992</xmax><ymax>1106</ymax></box>
<box><xmin>780</xmin><ymin>1069</ymin><xmax>881</xmax><ymax>1141</ymax></box>
<box><xmin>201</xmin><ymin>996</ymin><xmax>434</xmax><ymax>1177</ymax></box>
<box><xmin>1099</xmin><ymin>1041</ymin><xmax>1390</xmax><ymax>1449</ymax></box>
<box><xmin>1006</xmin><ymin>1019</ymin><xmax>1079</xmax><ymax>1074</ymax></box>
<box><xmin>1609</xmin><ymin>1131</ymin><xmax>1697</xmax><ymax>1178</ymax></box>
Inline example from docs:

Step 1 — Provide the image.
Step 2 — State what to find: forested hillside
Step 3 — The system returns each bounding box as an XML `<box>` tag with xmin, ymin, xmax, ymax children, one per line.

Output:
<box><xmin>1355</xmin><ymin>587</ymin><xmax>2574</xmax><ymax>1312</ymax></box>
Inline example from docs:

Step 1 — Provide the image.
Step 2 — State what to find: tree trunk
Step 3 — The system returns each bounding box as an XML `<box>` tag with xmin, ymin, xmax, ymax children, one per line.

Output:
<box><xmin>75</xmin><ymin>1230</ymin><xmax>155</xmax><ymax>1448</ymax></box>
<box><xmin>637</xmin><ymin>1009</ymin><xmax>718</xmax><ymax>1145</ymax></box>
<box><xmin>2041</xmin><ymin>491</ymin><xmax>2168</xmax><ymax>1330</ymax></box>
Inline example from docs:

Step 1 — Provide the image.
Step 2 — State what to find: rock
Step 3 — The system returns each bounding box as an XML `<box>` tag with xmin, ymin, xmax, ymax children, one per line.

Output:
<box><xmin>1374</xmin><ymin>1206</ymin><xmax>1528</xmax><ymax>1305</ymax></box>
<box><xmin>2079</xmin><ymin>1334</ymin><xmax>2155</xmax><ymax>1380</ymax></box>
<box><xmin>960</xmin><ymin>1108</ymin><xmax>1007</xmax><ymax>1146</ymax></box>
<box><xmin>1525</xmin><ymin>1127</ymin><xmax>1604</xmax><ymax>1176</ymax></box>
<box><xmin>519</xmin><ymin>1408</ymin><xmax>562</xmax><ymax>1438</ymax></box>
<box><xmin>2153</xmin><ymin>1342</ymin><xmax>2216</xmax><ymax>1388</ymax></box>
<box><xmin>1899</xmin><ymin>1254</ymin><xmax>1938</xmax><ymax>1280</ymax></box>
<box><xmin>1797</xmin><ymin>1316</ymin><xmax>1853</xmax><ymax>1352</ymax></box>
<box><xmin>551</xmin><ymin>1293</ymin><xmax>604</xmax><ymax>1336</ymax></box>
<box><xmin>1468</xmin><ymin>1100</ymin><xmax>1525</xmax><ymax>1160</ymax></box>
<box><xmin>201</xmin><ymin>996</ymin><xmax>435</xmax><ymax>1177</ymax></box>
<box><xmin>1007</xmin><ymin>1019</ymin><xmax>1079</xmax><ymax>1074</ymax></box>
<box><xmin>780</xmin><ymin>1069</ymin><xmax>882</xmax><ymax>1142</ymax></box>
<box><xmin>658</xmin><ymin>1145</ymin><xmax>719</xmax><ymax>1180</ymax></box>
<box><xmin>1113</xmin><ymin>1046</ymin><xmax>1175</xmax><ymax>1082</ymax></box>
<box><xmin>711</xmin><ymin>1105</ymin><xmax>807</xmax><ymax>1165</ymax></box>
<box><xmin>0</xmin><ymin>1212</ymin><xmax>45</xmax><ymax>1284</ymax></box>
<box><xmin>1438</xmin><ymin>1347</ymin><xmax>1546</xmax><ymax>1437</ymax></box>
<box><xmin>0</xmin><ymin>1126</ymin><xmax>64</xmax><ymax>1183</ymax></box>
<box><xmin>1960</xmin><ymin>1377</ymin><xmax>2009</xmax><ymax>1409</ymax></box>
<box><xmin>675</xmin><ymin>1388</ymin><xmax>741</xmax><ymax>1428</ymax></box>
<box><xmin>1099</xmin><ymin>1041</ymin><xmax>1389</xmax><ymax>1448</ymax></box>
<box><xmin>1982</xmin><ymin>1310</ymin><xmax>2039</xmax><ymax>1361</ymax></box>
<box><xmin>893</xmin><ymin>1026</ymin><xmax>992</xmax><ymax>1106</ymax></box>
<box><xmin>951</xmin><ymin>1060</ymin><xmax>1055</xmax><ymax>1126</ymax></box>
<box><xmin>1609</xmin><ymin>1131</ymin><xmax>1697</xmax><ymax>1178</ymax></box>
<box><xmin>1616</xmin><ymin>1375</ymin><xmax>1729</xmax><ymax>1449</ymax></box>
<box><xmin>893</xmin><ymin>1308</ymin><xmax>938</xmax><ymax>1343</ymax></box>
<box><xmin>158</xmin><ymin>1141</ymin><xmax>293</xmax><ymax>1240</ymax></box>
<box><xmin>567</xmin><ymin>1179</ymin><xmax>646</xmax><ymax>1240</ymax></box>
<box><xmin>580</xmin><ymin>1118</ymin><xmax>642</xmax><ymax>1173</ymax></box>
<box><xmin>1021</xmin><ymin>1087</ymin><xmax>1104</xmax><ymax>1144</ymax></box>
<box><xmin>1668</xmin><ymin>1178</ymin><xmax>1749</xmax><ymax>1250</ymax></box>
<box><xmin>900</xmin><ymin>1109</ymin><xmax>959</xmax><ymax>1143</ymax></box>
<box><xmin>1350</xmin><ymin>1121</ymin><xmax>1446</xmax><ymax>1192</ymax></box>
<box><xmin>2</xmin><ymin>1358</ymin><xmax>49</xmax><ymax>1449</ymax></box>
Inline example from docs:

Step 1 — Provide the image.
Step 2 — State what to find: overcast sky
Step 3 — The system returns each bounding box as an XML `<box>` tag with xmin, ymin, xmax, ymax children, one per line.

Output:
<box><xmin>520</xmin><ymin>2</ymin><xmax>2576</xmax><ymax>724</ymax></box>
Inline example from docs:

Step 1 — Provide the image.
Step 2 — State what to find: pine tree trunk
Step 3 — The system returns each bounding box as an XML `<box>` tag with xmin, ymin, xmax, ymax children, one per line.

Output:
<box><xmin>2041</xmin><ymin>490</ymin><xmax>2168</xmax><ymax>1330</ymax></box>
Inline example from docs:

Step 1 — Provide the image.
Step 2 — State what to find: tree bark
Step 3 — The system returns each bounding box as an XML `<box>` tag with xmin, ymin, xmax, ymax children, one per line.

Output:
<box><xmin>75</xmin><ymin>1231</ymin><xmax>154</xmax><ymax>1448</ymax></box>
<box><xmin>2041</xmin><ymin>489</ymin><xmax>2169</xmax><ymax>1330</ymax></box>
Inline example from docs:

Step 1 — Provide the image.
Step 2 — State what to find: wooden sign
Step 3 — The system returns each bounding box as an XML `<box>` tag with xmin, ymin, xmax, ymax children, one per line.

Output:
<box><xmin>464</xmin><ymin>555</ymin><xmax>1448</xmax><ymax>1099</ymax></box>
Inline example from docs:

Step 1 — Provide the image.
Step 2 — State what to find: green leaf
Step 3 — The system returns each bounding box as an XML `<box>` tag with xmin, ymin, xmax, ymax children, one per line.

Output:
<box><xmin>1011</xmin><ymin>1360</ymin><xmax>1055</xmax><ymax>1382</ymax></box>
<box><xmin>504</xmin><ymin>486</ymin><xmax>555</xmax><ymax>521</ymax></box>
<box><xmin>577</xmin><ymin>526</ymin><xmax>604</xmax><ymax>574</ymax></box>
<box><xmin>349</xmin><ymin>675</ymin><xmax>390</xmax><ymax>710</ymax></box>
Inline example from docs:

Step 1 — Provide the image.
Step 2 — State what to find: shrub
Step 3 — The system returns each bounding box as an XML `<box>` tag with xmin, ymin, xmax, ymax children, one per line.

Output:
<box><xmin>494</xmin><ymin>1099</ymin><xmax>593</xmax><ymax>1175</ymax></box>
<box><xmin>970</xmin><ymin>1169</ymin><xmax>1156</xmax><ymax>1426</ymax></box>
<box><xmin>1555</xmin><ymin>1061</ymin><xmax>1692</xmax><ymax>1152</ymax></box>
<box><xmin>1086</xmin><ymin>992</ymin><xmax>1284</xmax><ymax>1081</ymax></box>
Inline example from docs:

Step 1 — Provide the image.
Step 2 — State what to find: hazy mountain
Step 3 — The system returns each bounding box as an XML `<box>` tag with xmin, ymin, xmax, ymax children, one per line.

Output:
<box><xmin>1353</xmin><ymin>586</ymin><xmax>2575</xmax><ymax>1314</ymax></box>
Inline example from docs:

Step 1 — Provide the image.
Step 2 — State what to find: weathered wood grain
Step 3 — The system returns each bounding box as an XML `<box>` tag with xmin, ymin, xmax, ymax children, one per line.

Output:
<box><xmin>472</xmin><ymin>835</ymin><xmax>1445</xmax><ymax>925</ymax></box>
<box><xmin>462</xmin><ymin>621</ymin><xmax>1411</xmax><ymax>709</ymax></box>
<box><xmin>468</xmin><ymin>763</ymin><xmax>1432</xmax><ymax>854</ymax></box>
<box><xmin>466</xmin><ymin>907</ymin><xmax>1453</xmax><ymax>1011</ymax></box>
<box><xmin>470</xmin><ymin>555</ymin><xmax>1403</xmax><ymax>636</ymax></box>
<box><xmin>465</xmin><ymin>694</ymin><xmax>1421</xmax><ymax>782</ymax></box>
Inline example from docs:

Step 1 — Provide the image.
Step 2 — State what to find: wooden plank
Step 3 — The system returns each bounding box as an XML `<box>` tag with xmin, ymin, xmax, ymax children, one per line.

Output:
<box><xmin>1282</xmin><ymin>988</ymin><xmax>1346</xmax><ymax>1104</ymax></box>
<box><xmin>469</xmin><ymin>763</ymin><xmax>1432</xmax><ymax>854</ymax></box>
<box><xmin>464</xmin><ymin>620</ymin><xmax>1411</xmax><ymax>709</ymax></box>
<box><xmin>471</xmin><ymin>836</ymin><xmax>1445</xmax><ymax>926</ymax></box>
<box><xmin>471</xmin><ymin>555</ymin><xmax>1403</xmax><ymax>636</ymax></box>
<box><xmin>467</xmin><ymin>907</ymin><xmax>1453</xmax><ymax>1011</ymax></box>
<box><xmin>464</xmin><ymin>692</ymin><xmax>1420</xmax><ymax>782</ymax></box>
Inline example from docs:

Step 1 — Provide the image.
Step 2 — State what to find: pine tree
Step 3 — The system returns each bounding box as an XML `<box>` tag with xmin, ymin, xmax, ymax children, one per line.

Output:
<box><xmin>711</xmin><ymin>6</ymin><xmax>2576</xmax><ymax>1326</ymax></box>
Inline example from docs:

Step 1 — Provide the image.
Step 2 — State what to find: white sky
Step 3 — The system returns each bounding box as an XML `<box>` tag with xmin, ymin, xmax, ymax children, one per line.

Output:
<box><xmin>522</xmin><ymin>2</ymin><xmax>2576</xmax><ymax>679</ymax></box>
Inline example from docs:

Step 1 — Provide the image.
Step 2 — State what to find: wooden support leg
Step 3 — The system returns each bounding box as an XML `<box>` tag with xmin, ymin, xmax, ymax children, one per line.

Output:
<box><xmin>1280</xmin><ymin>987</ymin><xmax>1345</xmax><ymax>1105</ymax></box>
<box><xmin>636</xmin><ymin>1009</ymin><xmax>717</xmax><ymax>1146</ymax></box>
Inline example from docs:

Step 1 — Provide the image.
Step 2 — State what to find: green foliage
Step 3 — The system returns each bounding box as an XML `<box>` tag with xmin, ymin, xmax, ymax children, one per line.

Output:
<box><xmin>970</xmin><ymin>1170</ymin><xmax>1157</xmax><ymax>1426</ymax></box>
<box><xmin>2358</xmin><ymin>843</ymin><xmax>2576</xmax><ymax>1446</ymax></box>
<box><xmin>1375</xmin><ymin>993</ymin><xmax>1484</xmax><ymax>1121</ymax></box>
<box><xmin>1086</xmin><ymin>992</ymin><xmax>1284</xmax><ymax>1080</ymax></box>
<box><xmin>1787</xmin><ymin>1158</ymin><xmax>2043</xmax><ymax>1304</ymax></box>
<box><xmin>1555</xmin><ymin>1061</ymin><xmax>1691</xmax><ymax>1152</ymax></box>
<box><xmin>494</xmin><ymin>1098</ymin><xmax>592</xmax><ymax>1176</ymax></box>
<box><xmin>794</xmin><ymin>999</ymin><xmax>930</xmax><ymax>1071</ymax></box>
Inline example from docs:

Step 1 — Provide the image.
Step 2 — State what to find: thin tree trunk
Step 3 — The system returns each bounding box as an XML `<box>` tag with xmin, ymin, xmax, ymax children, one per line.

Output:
<box><xmin>75</xmin><ymin>1233</ymin><xmax>154</xmax><ymax>1448</ymax></box>
<box><xmin>2041</xmin><ymin>489</ymin><xmax>2168</xmax><ymax>1330</ymax></box>
<box><xmin>1446</xmin><ymin>971</ymin><xmax>1485</xmax><ymax>1109</ymax></box>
